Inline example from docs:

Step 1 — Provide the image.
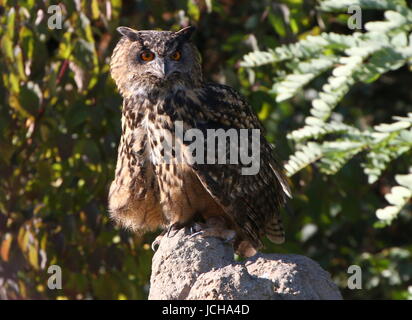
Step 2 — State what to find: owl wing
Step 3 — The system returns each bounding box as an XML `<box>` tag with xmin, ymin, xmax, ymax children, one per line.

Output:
<box><xmin>179</xmin><ymin>83</ymin><xmax>291</xmax><ymax>249</ymax></box>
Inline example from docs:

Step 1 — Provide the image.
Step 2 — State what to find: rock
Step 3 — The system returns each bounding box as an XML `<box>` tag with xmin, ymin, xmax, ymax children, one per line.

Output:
<box><xmin>148</xmin><ymin>228</ymin><xmax>342</xmax><ymax>300</ymax></box>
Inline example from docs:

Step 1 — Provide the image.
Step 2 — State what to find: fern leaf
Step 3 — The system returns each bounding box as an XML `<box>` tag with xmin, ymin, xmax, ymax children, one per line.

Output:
<box><xmin>376</xmin><ymin>169</ymin><xmax>412</xmax><ymax>223</ymax></box>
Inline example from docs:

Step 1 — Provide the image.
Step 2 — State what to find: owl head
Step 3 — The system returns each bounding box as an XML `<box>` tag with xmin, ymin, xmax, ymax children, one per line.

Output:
<box><xmin>110</xmin><ymin>26</ymin><xmax>202</xmax><ymax>97</ymax></box>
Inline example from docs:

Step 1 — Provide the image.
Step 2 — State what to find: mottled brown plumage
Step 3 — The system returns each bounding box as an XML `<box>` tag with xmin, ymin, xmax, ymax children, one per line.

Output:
<box><xmin>108</xmin><ymin>26</ymin><xmax>291</xmax><ymax>256</ymax></box>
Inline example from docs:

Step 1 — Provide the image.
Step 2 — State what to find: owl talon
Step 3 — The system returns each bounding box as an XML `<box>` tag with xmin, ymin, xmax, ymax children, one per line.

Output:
<box><xmin>188</xmin><ymin>228</ymin><xmax>236</xmax><ymax>243</ymax></box>
<box><xmin>151</xmin><ymin>243</ymin><xmax>157</xmax><ymax>252</ymax></box>
<box><xmin>152</xmin><ymin>229</ymin><xmax>168</xmax><ymax>251</ymax></box>
<box><xmin>187</xmin><ymin>222</ymin><xmax>203</xmax><ymax>235</ymax></box>
<box><xmin>151</xmin><ymin>237</ymin><xmax>162</xmax><ymax>252</ymax></box>
<box><xmin>189</xmin><ymin>230</ymin><xmax>203</xmax><ymax>239</ymax></box>
<box><xmin>166</xmin><ymin>223</ymin><xmax>181</xmax><ymax>238</ymax></box>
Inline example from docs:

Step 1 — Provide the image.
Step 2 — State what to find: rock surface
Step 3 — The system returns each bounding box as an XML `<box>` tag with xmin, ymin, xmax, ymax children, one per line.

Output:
<box><xmin>148</xmin><ymin>228</ymin><xmax>342</xmax><ymax>300</ymax></box>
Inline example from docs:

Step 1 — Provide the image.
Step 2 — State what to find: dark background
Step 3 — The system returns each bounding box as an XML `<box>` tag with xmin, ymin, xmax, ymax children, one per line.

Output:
<box><xmin>0</xmin><ymin>0</ymin><xmax>411</xmax><ymax>299</ymax></box>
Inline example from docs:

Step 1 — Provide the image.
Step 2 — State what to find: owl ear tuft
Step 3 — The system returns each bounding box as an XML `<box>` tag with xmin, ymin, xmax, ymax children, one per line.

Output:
<box><xmin>175</xmin><ymin>26</ymin><xmax>196</xmax><ymax>41</ymax></box>
<box><xmin>117</xmin><ymin>27</ymin><xmax>139</xmax><ymax>41</ymax></box>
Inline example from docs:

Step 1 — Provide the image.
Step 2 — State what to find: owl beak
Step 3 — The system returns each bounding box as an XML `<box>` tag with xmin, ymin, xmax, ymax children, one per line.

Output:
<box><xmin>157</xmin><ymin>59</ymin><xmax>173</xmax><ymax>79</ymax></box>
<box><xmin>164</xmin><ymin>61</ymin><xmax>174</xmax><ymax>78</ymax></box>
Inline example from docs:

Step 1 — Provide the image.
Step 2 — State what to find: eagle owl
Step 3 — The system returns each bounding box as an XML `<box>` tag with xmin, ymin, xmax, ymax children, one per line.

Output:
<box><xmin>109</xmin><ymin>26</ymin><xmax>291</xmax><ymax>256</ymax></box>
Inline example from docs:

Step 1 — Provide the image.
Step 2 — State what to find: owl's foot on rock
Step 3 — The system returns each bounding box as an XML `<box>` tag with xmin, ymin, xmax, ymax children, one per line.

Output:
<box><xmin>151</xmin><ymin>235</ymin><xmax>162</xmax><ymax>252</ymax></box>
<box><xmin>152</xmin><ymin>219</ymin><xmax>235</xmax><ymax>251</ymax></box>
<box><xmin>151</xmin><ymin>229</ymin><xmax>167</xmax><ymax>251</ymax></box>
<box><xmin>187</xmin><ymin>223</ymin><xmax>202</xmax><ymax>235</ymax></box>
<box><xmin>189</xmin><ymin>217</ymin><xmax>236</xmax><ymax>243</ymax></box>
<box><xmin>166</xmin><ymin>222</ymin><xmax>185</xmax><ymax>238</ymax></box>
<box><xmin>189</xmin><ymin>227</ymin><xmax>236</xmax><ymax>243</ymax></box>
<box><xmin>152</xmin><ymin>222</ymin><xmax>201</xmax><ymax>251</ymax></box>
<box><xmin>166</xmin><ymin>221</ymin><xmax>204</xmax><ymax>238</ymax></box>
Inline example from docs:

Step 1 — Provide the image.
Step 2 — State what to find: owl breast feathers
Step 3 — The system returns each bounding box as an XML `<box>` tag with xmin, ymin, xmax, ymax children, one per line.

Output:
<box><xmin>108</xmin><ymin>26</ymin><xmax>291</xmax><ymax>256</ymax></box>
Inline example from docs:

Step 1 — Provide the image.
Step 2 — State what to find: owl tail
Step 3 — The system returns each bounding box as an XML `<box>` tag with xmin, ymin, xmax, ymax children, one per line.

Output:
<box><xmin>266</xmin><ymin>217</ymin><xmax>285</xmax><ymax>244</ymax></box>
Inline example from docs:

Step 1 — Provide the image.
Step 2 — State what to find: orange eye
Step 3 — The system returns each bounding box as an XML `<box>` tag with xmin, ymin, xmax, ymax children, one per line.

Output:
<box><xmin>170</xmin><ymin>51</ymin><xmax>181</xmax><ymax>61</ymax></box>
<box><xmin>140</xmin><ymin>51</ymin><xmax>155</xmax><ymax>61</ymax></box>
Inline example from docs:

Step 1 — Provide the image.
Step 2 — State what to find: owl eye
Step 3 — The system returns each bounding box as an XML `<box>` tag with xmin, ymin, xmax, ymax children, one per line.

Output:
<box><xmin>170</xmin><ymin>51</ymin><xmax>181</xmax><ymax>61</ymax></box>
<box><xmin>140</xmin><ymin>51</ymin><xmax>155</xmax><ymax>62</ymax></box>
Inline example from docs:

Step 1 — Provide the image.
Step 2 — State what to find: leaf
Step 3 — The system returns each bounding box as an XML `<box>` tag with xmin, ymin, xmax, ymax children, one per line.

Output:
<box><xmin>376</xmin><ymin>168</ymin><xmax>412</xmax><ymax>223</ymax></box>
<box><xmin>285</xmin><ymin>142</ymin><xmax>323</xmax><ymax>176</ymax></box>
<box><xmin>28</xmin><ymin>242</ymin><xmax>39</xmax><ymax>270</ymax></box>
<box><xmin>19</xmin><ymin>27</ymin><xmax>35</xmax><ymax>75</ymax></box>
<box><xmin>1</xmin><ymin>35</ymin><xmax>14</xmax><ymax>61</ymax></box>
<box><xmin>1</xmin><ymin>233</ymin><xmax>13</xmax><ymax>262</ymax></box>
<box><xmin>320</xmin><ymin>0</ymin><xmax>407</xmax><ymax>11</ymax></box>
<box><xmin>385</xmin><ymin>186</ymin><xmax>412</xmax><ymax>205</ymax></box>
<box><xmin>376</xmin><ymin>206</ymin><xmax>398</xmax><ymax>221</ymax></box>
<box><xmin>187</xmin><ymin>0</ymin><xmax>201</xmax><ymax>21</ymax></box>
<box><xmin>6</xmin><ymin>7</ymin><xmax>16</xmax><ymax>40</ymax></box>
<box><xmin>91</xmin><ymin>0</ymin><xmax>100</xmax><ymax>20</ymax></box>
<box><xmin>18</xmin><ymin>83</ymin><xmax>41</xmax><ymax>115</ymax></box>
<box><xmin>395</xmin><ymin>172</ymin><xmax>412</xmax><ymax>189</ymax></box>
<box><xmin>374</xmin><ymin>121</ymin><xmax>411</xmax><ymax>132</ymax></box>
<box><xmin>268</xmin><ymin>12</ymin><xmax>287</xmax><ymax>37</ymax></box>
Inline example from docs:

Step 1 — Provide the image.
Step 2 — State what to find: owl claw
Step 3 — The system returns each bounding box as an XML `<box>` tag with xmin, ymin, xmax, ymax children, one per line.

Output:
<box><xmin>188</xmin><ymin>230</ymin><xmax>203</xmax><ymax>239</ymax></box>
<box><xmin>166</xmin><ymin>223</ymin><xmax>181</xmax><ymax>238</ymax></box>
<box><xmin>189</xmin><ymin>228</ymin><xmax>236</xmax><ymax>243</ymax></box>
<box><xmin>187</xmin><ymin>223</ymin><xmax>203</xmax><ymax>235</ymax></box>
<box><xmin>151</xmin><ymin>238</ymin><xmax>161</xmax><ymax>252</ymax></box>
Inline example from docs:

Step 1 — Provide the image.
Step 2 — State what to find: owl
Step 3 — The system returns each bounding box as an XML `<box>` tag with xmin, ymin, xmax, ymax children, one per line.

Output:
<box><xmin>108</xmin><ymin>26</ymin><xmax>291</xmax><ymax>257</ymax></box>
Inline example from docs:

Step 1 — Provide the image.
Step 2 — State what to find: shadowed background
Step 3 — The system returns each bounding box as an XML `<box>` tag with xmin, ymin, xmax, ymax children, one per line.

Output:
<box><xmin>0</xmin><ymin>0</ymin><xmax>411</xmax><ymax>299</ymax></box>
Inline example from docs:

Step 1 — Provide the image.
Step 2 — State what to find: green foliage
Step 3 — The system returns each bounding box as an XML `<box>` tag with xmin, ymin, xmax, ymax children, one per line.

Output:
<box><xmin>0</xmin><ymin>0</ymin><xmax>199</xmax><ymax>300</ymax></box>
<box><xmin>320</xmin><ymin>0</ymin><xmax>408</xmax><ymax>11</ymax></box>
<box><xmin>241</xmin><ymin>0</ymin><xmax>412</xmax><ymax>222</ymax></box>
<box><xmin>1</xmin><ymin>0</ymin><xmax>411</xmax><ymax>300</ymax></box>
<box><xmin>240</xmin><ymin>0</ymin><xmax>412</xmax><ymax>299</ymax></box>
<box><xmin>376</xmin><ymin>169</ymin><xmax>412</xmax><ymax>225</ymax></box>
